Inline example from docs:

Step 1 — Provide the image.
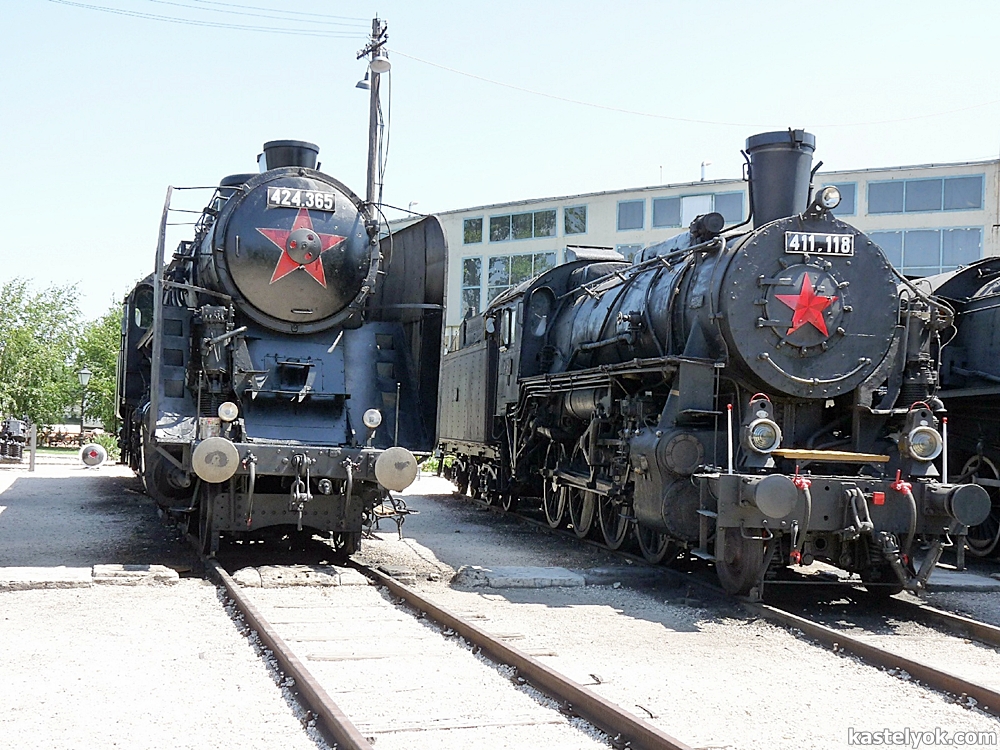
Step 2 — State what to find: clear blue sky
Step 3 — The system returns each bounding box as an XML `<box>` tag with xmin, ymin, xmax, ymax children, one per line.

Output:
<box><xmin>4</xmin><ymin>0</ymin><xmax>1000</xmax><ymax>320</ymax></box>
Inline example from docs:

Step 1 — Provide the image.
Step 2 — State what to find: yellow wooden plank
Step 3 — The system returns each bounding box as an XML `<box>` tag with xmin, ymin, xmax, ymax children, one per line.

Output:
<box><xmin>772</xmin><ymin>448</ymin><xmax>891</xmax><ymax>463</ymax></box>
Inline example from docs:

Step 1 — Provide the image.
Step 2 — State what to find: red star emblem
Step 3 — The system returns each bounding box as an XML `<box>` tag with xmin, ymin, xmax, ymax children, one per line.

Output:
<box><xmin>257</xmin><ymin>208</ymin><xmax>345</xmax><ymax>288</ymax></box>
<box><xmin>775</xmin><ymin>273</ymin><xmax>837</xmax><ymax>337</ymax></box>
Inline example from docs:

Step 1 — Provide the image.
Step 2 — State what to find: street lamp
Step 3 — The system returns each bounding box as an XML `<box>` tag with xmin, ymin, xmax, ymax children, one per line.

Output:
<box><xmin>77</xmin><ymin>366</ymin><xmax>92</xmax><ymax>445</ymax></box>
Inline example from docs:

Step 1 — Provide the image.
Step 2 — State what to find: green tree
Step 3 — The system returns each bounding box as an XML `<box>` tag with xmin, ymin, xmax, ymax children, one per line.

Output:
<box><xmin>76</xmin><ymin>302</ymin><xmax>123</xmax><ymax>432</ymax></box>
<box><xmin>0</xmin><ymin>279</ymin><xmax>81</xmax><ymax>426</ymax></box>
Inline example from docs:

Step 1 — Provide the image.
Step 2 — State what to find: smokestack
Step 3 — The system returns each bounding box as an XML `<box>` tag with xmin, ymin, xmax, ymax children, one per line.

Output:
<box><xmin>745</xmin><ymin>130</ymin><xmax>815</xmax><ymax>228</ymax></box>
<box><xmin>259</xmin><ymin>140</ymin><xmax>320</xmax><ymax>171</ymax></box>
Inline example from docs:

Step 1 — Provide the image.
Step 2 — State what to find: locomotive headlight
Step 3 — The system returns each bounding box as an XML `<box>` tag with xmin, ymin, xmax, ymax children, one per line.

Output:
<box><xmin>363</xmin><ymin>409</ymin><xmax>382</xmax><ymax>429</ymax></box>
<box><xmin>818</xmin><ymin>185</ymin><xmax>841</xmax><ymax>210</ymax></box>
<box><xmin>218</xmin><ymin>401</ymin><xmax>239</xmax><ymax>422</ymax></box>
<box><xmin>907</xmin><ymin>426</ymin><xmax>943</xmax><ymax>461</ymax></box>
<box><xmin>746</xmin><ymin>418</ymin><xmax>782</xmax><ymax>454</ymax></box>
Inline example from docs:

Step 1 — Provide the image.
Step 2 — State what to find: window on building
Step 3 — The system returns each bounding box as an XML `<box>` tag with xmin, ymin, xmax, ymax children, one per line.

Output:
<box><xmin>944</xmin><ymin>176</ymin><xmax>984</xmax><ymax>210</ymax></box>
<box><xmin>905</xmin><ymin>179</ymin><xmax>943</xmax><ymax>212</ymax></box>
<box><xmin>617</xmin><ymin>200</ymin><xmax>644</xmax><ymax>231</ymax></box>
<box><xmin>463</xmin><ymin>218</ymin><xmax>483</xmax><ymax>244</ymax></box>
<box><xmin>681</xmin><ymin>194</ymin><xmax>714</xmax><ymax>227</ymax></box>
<box><xmin>868</xmin><ymin>182</ymin><xmax>904</xmax><ymax>214</ymax></box>
<box><xmin>487</xmin><ymin>252</ymin><xmax>557</xmax><ymax>301</ymax></box>
<box><xmin>652</xmin><ymin>192</ymin><xmax>745</xmax><ymax>228</ymax></box>
<box><xmin>870</xmin><ymin>227</ymin><xmax>982</xmax><ymax>276</ymax></box>
<box><xmin>713</xmin><ymin>192</ymin><xmax>744</xmax><ymax>223</ymax></box>
<box><xmin>564</xmin><ymin>205</ymin><xmax>587</xmax><ymax>235</ymax></box>
<box><xmin>652</xmin><ymin>197</ymin><xmax>681</xmax><ymax>228</ymax></box>
<box><xmin>461</xmin><ymin>257</ymin><xmax>482</xmax><ymax>317</ymax></box>
<box><xmin>824</xmin><ymin>183</ymin><xmax>856</xmax><ymax>216</ymax></box>
<box><xmin>616</xmin><ymin>244</ymin><xmax>644</xmax><ymax>262</ymax></box>
<box><xmin>868</xmin><ymin>175</ymin><xmax>984</xmax><ymax>215</ymax></box>
<box><xmin>489</xmin><ymin>210</ymin><xmax>557</xmax><ymax>242</ymax></box>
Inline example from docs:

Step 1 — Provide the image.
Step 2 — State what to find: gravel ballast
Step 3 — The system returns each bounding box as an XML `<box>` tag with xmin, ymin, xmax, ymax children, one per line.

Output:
<box><xmin>354</xmin><ymin>477</ymin><xmax>1000</xmax><ymax>750</ymax></box>
<box><xmin>0</xmin><ymin>463</ymin><xmax>329</xmax><ymax>750</ymax></box>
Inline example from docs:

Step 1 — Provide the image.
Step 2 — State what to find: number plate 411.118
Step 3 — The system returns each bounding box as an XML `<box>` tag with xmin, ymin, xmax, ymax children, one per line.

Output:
<box><xmin>784</xmin><ymin>232</ymin><xmax>854</xmax><ymax>256</ymax></box>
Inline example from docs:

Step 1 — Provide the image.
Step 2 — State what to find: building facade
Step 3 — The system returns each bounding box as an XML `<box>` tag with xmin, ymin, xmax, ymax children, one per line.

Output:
<box><xmin>432</xmin><ymin>159</ymin><xmax>999</xmax><ymax>348</ymax></box>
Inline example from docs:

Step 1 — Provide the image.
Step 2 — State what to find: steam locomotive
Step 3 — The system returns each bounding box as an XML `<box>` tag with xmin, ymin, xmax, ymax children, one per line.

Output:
<box><xmin>922</xmin><ymin>258</ymin><xmax>1000</xmax><ymax>557</ymax></box>
<box><xmin>439</xmin><ymin>130</ymin><xmax>991</xmax><ymax>595</ymax></box>
<box><xmin>0</xmin><ymin>417</ymin><xmax>29</xmax><ymax>462</ymax></box>
<box><xmin>118</xmin><ymin>140</ymin><xmax>445</xmax><ymax>554</ymax></box>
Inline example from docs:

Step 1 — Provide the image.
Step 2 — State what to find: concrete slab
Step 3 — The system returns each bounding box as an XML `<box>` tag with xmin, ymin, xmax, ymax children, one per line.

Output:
<box><xmin>377</xmin><ymin>565</ymin><xmax>417</xmax><ymax>586</ymax></box>
<box><xmin>452</xmin><ymin>565</ymin><xmax>586</xmax><ymax>589</ymax></box>
<box><xmin>0</xmin><ymin>566</ymin><xmax>92</xmax><ymax>590</ymax></box>
<box><xmin>927</xmin><ymin>566</ymin><xmax>1000</xmax><ymax>592</ymax></box>
<box><xmin>92</xmin><ymin>564</ymin><xmax>179</xmax><ymax>585</ymax></box>
<box><xmin>233</xmin><ymin>565</ymin><xmax>367</xmax><ymax>588</ymax></box>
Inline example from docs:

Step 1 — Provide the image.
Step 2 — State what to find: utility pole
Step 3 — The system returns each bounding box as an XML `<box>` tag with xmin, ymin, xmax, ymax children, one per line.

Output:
<box><xmin>357</xmin><ymin>18</ymin><xmax>390</xmax><ymax>207</ymax></box>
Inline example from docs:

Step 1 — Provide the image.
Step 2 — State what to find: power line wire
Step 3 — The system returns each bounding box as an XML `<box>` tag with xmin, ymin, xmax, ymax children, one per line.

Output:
<box><xmin>188</xmin><ymin>0</ymin><xmax>366</xmax><ymax>22</ymax></box>
<box><xmin>47</xmin><ymin>0</ymin><xmax>366</xmax><ymax>37</ymax></box>
<box><xmin>390</xmin><ymin>48</ymin><xmax>1000</xmax><ymax>130</ymax></box>
<box><xmin>143</xmin><ymin>0</ymin><xmax>367</xmax><ymax>27</ymax></box>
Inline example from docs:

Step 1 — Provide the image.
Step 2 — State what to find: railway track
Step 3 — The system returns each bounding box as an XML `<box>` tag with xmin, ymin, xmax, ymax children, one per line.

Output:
<box><xmin>206</xmin><ymin>559</ymin><xmax>694</xmax><ymax>750</ymax></box>
<box><xmin>456</xmin><ymin>488</ymin><xmax>1000</xmax><ymax>719</ymax></box>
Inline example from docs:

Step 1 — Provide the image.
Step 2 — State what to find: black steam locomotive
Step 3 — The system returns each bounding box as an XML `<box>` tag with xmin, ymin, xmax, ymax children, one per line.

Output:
<box><xmin>118</xmin><ymin>140</ymin><xmax>445</xmax><ymax>554</ymax></box>
<box><xmin>0</xmin><ymin>417</ymin><xmax>29</xmax><ymax>462</ymax></box>
<box><xmin>439</xmin><ymin>130</ymin><xmax>990</xmax><ymax>595</ymax></box>
<box><xmin>922</xmin><ymin>258</ymin><xmax>1000</xmax><ymax>557</ymax></box>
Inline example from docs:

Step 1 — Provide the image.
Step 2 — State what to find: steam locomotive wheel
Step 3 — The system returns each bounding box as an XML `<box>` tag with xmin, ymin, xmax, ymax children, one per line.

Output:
<box><xmin>597</xmin><ymin>494</ymin><xmax>629</xmax><ymax>549</ymax></box>
<box><xmin>543</xmin><ymin>483</ymin><xmax>565</xmax><ymax>528</ymax></box>
<box><xmin>715</xmin><ymin>526</ymin><xmax>766</xmax><ymax>595</ymax></box>
<box><xmin>568</xmin><ymin>488</ymin><xmax>596</xmax><ymax>539</ymax></box>
<box><xmin>501</xmin><ymin>489</ymin><xmax>518</xmax><ymax>512</ymax></box>
<box><xmin>960</xmin><ymin>455</ymin><xmax>1000</xmax><ymax>557</ymax></box>
<box><xmin>634</xmin><ymin>524</ymin><xmax>679</xmax><ymax>564</ymax></box>
<box><xmin>474</xmin><ymin>464</ymin><xmax>499</xmax><ymax>507</ymax></box>
<box><xmin>542</xmin><ymin>442</ymin><xmax>567</xmax><ymax>528</ymax></box>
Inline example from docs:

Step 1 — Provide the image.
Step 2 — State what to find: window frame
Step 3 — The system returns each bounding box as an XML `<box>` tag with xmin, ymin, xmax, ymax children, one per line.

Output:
<box><xmin>460</xmin><ymin>255</ymin><xmax>484</xmax><ymax>318</ymax></box>
<box><xmin>463</xmin><ymin>217</ymin><xmax>483</xmax><ymax>244</ymax></box>
<box><xmin>563</xmin><ymin>204</ymin><xmax>588</xmax><ymax>236</ymax></box>
<box><xmin>867</xmin><ymin>175</ymin><xmax>986</xmax><ymax>215</ymax></box>
<box><xmin>617</xmin><ymin>199</ymin><xmax>645</xmax><ymax>232</ymax></box>
<box><xmin>488</xmin><ymin>209</ymin><xmax>558</xmax><ymax>243</ymax></box>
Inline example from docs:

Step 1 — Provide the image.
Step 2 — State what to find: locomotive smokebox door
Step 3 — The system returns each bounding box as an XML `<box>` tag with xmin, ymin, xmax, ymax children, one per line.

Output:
<box><xmin>720</xmin><ymin>213</ymin><xmax>898</xmax><ymax>399</ymax></box>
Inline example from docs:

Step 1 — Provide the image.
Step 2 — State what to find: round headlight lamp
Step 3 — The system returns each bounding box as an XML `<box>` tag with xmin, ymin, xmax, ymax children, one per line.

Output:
<box><xmin>218</xmin><ymin>401</ymin><xmax>239</xmax><ymax>422</ymax></box>
<box><xmin>907</xmin><ymin>426</ymin><xmax>943</xmax><ymax>461</ymax></box>
<box><xmin>363</xmin><ymin>408</ymin><xmax>383</xmax><ymax>429</ymax></box>
<box><xmin>747</xmin><ymin>418</ymin><xmax>782</xmax><ymax>454</ymax></box>
<box><xmin>818</xmin><ymin>185</ymin><xmax>842</xmax><ymax>210</ymax></box>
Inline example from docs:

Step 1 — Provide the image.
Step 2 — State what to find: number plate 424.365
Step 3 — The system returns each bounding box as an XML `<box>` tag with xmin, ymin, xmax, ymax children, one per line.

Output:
<box><xmin>784</xmin><ymin>231</ymin><xmax>854</xmax><ymax>256</ymax></box>
<box><xmin>266</xmin><ymin>187</ymin><xmax>335</xmax><ymax>211</ymax></box>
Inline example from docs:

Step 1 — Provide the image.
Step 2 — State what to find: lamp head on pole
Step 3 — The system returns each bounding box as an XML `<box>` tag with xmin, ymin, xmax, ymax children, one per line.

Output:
<box><xmin>355</xmin><ymin>70</ymin><xmax>370</xmax><ymax>90</ymax></box>
<box><xmin>370</xmin><ymin>50</ymin><xmax>391</xmax><ymax>74</ymax></box>
<box><xmin>77</xmin><ymin>367</ymin><xmax>92</xmax><ymax>388</ymax></box>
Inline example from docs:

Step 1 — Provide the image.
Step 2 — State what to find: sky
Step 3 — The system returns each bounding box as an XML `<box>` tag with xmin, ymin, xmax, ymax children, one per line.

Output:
<box><xmin>3</xmin><ymin>0</ymin><xmax>1000</xmax><ymax>320</ymax></box>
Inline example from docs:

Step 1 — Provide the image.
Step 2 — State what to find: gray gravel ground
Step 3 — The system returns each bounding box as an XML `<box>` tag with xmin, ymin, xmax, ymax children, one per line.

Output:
<box><xmin>355</xmin><ymin>476</ymin><xmax>1000</xmax><ymax>750</ymax></box>
<box><xmin>0</xmin><ymin>463</ymin><xmax>330</xmax><ymax>750</ymax></box>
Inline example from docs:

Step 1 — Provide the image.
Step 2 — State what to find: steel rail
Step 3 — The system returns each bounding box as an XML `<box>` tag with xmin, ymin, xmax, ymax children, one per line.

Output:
<box><xmin>454</xmin><ymin>489</ymin><xmax>1000</xmax><ymax>716</ymax></box>
<box><xmin>887</xmin><ymin>598</ymin><xmax>1000</xmax><ymax>649</ymax></box>
<box><xmin>205</xmin><ymin>559</ymin><xmax>375</xmax><ymax>750</ymax></box>
<box><xmin>746</xmin><ymin>600</ymin><xmax>1000</xmax><ymax>717</ymax></box>
<box><xmin>356</xmin><ymin>563</ymin><xmax>694</xmax><ymax>750</ymax></box>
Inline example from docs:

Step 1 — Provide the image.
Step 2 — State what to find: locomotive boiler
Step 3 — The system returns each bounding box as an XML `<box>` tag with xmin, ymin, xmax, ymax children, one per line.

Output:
<box><xmin>118</xmin><ymin>140</ymin><xmax>445</xmax><ymax>554</ymax></box>
<box><xmin>439</xmin><ymin>130</ymin><xmax>990</xmax><ymax>595</ymax></box>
